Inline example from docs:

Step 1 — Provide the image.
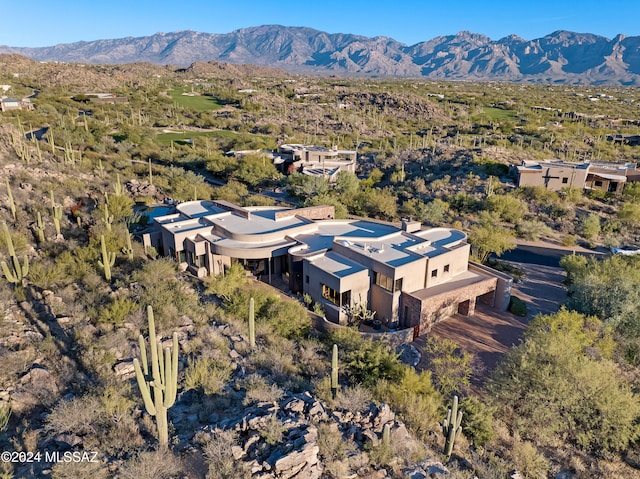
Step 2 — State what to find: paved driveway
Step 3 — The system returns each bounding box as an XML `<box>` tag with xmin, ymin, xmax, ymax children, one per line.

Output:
<box><xmin>415</xmin><ymin>261</ymin><xmax>568</xmax><ymax>382</ymax></box>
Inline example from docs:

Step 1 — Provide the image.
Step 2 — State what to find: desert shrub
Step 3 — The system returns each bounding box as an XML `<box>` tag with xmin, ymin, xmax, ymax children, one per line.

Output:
<box><xmin>330</xmin><ymin>327</ymin><xmax>404</xmax><ymax>387</ymax></box>
<box><xmin>509</xmin><ymin>296</ymin><xmax>527</xmax><ymax>316</ymax></box>
<box><xmin>516</xmin><ymin>219</ymin><xmax>552</xmax><ymax>241</ymax></box>
<box><xmin>580</xmin><ymin>213</ymin><xmax>601</xmax><ymax>240</ymax></box>
<box><xmin>184</xmin><ymin>355</ymin><xmax>233</xmax><ymax>395</ymax></box>
<box><xmin>374</xmin><ymin>368</ymin><xmax>441</xmax><ymax>440</ymax></box>
<box><xmin>97</xmin><ymin>296</ymin><xmax>138</xmax><ymax>327</ymax></box>
<box><xmin>27</xmin><ymin>260</ymin><xmax>69</xmax><ymax>289</ymax></box>
<box><xmin>317</xmin><ymin>423</ymin><xmax>357</xmax><ymax>478</ymax></box>
<box><xmin>508</xmin><ymin>438</ymin><xmax>549</xmax><ymax>479</ymax></box>
<box><xmin>201</xmin><ymin>429</ymin><xmax>251</xmax><ymax>479</ymax></box>
<box><xmin>484</xmin><ymin>194</ymin><xmax>527</xmax><ymax>224</ymax></box>
<box><xmin>46</xmin><ymin>386</ymin><xmax>143</xmax><ymax>456</ymax></box>
<box><xmin>205</xmin><ymin>261</ymin><xmax>247</xmax><ymax>301</ymax></box>
<box><xmin>490</xmin><ymin>309</ymin><xmax>640</xmax><ymax>452</ymax></box>
<box><xmin>422</xmin><ymin>336</ymin><xmax>473</xmax><ymax>395</ymax></box>
<box><xmin>51</xmin><ymin>460</ymin><xmax>110</xmax><ymax>479</ymax></box>
<box><xmin>241</xmin><ymin>374</ymin><xmax>284</xmax><ymax>406</ymax></box>
<box><xmin>119</xmin><ymin>450</ymin><xmax>183</xmax><ymax>479</ymax></box>
<box><xmin>260</xmin><ymin>413</ymin><xmax>286</xmax><ymax>446</ymax></box>
<box><xmin>460</xmin><ymin>395</ymin><xmax>495</xmax><ymax>447</ymax></box>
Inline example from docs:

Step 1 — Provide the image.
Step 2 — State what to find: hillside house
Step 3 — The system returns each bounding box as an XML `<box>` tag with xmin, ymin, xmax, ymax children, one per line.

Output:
<box><xmin>273</xmin><ymin>144</ymin><xmax>357</xmax><ymax>182</ymax></box>
<box><xmin>516</xmin><ymin>159</ymin><xmax>638</xmax><ymax>196</ymax></box>
<box><xmin>0</xmin><ymin>97</ymin><xmax>33</xmax><ymax>112</ymax></box>
<box><xmin>143</xmin><ymin>201</ymin><xmax>511</xmax><ymax>335</ymax></box>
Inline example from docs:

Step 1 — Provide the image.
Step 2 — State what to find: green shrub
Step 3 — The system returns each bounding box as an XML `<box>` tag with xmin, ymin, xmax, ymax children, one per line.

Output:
<box><xmin>509</xmin><ymin>296</ymin><xmax>527</xmax><ymax>316</ymax></box>
<box><xmin>460</xmin><ymin>396</ymin><xmax>494</xmax><ymax>447</ymax></box>
<box><xmin>98</xmin><ymin>296</ymin><xmax>138</xmax><ymax>327</ymax></box>
<box><xmin>184</xmin><ymin>356</ymin><xmax>233</xmax><ymax>395</ymax></box>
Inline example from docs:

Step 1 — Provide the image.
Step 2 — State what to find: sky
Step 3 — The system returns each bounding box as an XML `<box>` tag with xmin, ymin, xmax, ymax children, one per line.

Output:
<box><xmin>2</xmin><ymin>0</ymin><xmax>639</xmax><ymax>48</ymax></box>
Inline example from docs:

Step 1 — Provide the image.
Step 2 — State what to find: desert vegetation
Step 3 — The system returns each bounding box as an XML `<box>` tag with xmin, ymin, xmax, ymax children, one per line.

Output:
<box><xmin>0</xmin><ymin>54</ymin><xmax>640</xmax><ymax>478</ymax></box>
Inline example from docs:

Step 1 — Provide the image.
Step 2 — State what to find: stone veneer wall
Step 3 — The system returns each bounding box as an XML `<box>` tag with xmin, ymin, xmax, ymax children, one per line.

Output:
<box><xmin>402</xmin><ymin>276</ymin><xmax>498</xmax><ymax>336</ymax></box>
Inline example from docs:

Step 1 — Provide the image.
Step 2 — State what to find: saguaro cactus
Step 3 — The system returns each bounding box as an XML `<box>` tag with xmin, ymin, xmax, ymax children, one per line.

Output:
<box><xmin>101</xmin><ymin>201</ymin><xmax>113</xmax><ymax>232</ymax></box>
<box><xmin>248</xmin><ymin>297</ymin><xmax>256</xmax><ymax>348</ymax></box>
<box><xmin>98</xmin><ymin>234</ymin><xmax>116</xmax><ymax>281</ymax></box>
<box><xmin>50</xmin><ymin>191</ymin><xmax>63</xmax><ymax>238</ymax></box>
<box><xmin>442</xmin><ymin>395</ymin><xmax>463</xmax><ymax>461</ymax></box>
<box><xmin>382</xmin><ymin>423</ymin><xmax>391</xmax><ymax>447</ymax></box>
<box><xmin>34</xmin><ymin>212</ymin><xmax>45</xmax><ymax>243</ymax></box>
<box><xmin>133</xmin><ymin>306</ymin><xmax>179</xmax><ymax>448</ymax></box>
<box><xmin>5</xmin><ymin>178</ymin><xmax>16</xmax><ymax>221</ymax></box>
<box><xmin>113</xmin><ymin>174</ymin><xmax>124</xmax><ymax>196</ymax></box>
<box><xmin>331</xmin><ymin>344</ymin><xmax>339</xmax><ymax>399</ymax></box>
<box><xmin>122</xmin><ymin>233</ymin><xmax>134</xmax><ymax>261</ymax></box>
<box><xmin>1</xmin><ymin>222</ymin><xmax>28</xmax><ymax>284</ymax></box>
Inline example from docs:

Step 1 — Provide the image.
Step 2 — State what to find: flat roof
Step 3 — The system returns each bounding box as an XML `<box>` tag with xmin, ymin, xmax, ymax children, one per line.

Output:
<box><xmin>177</xmin><ymin>201</ymin><xmax>226</xmax><ymax>218</ymax></box>
<box><xmin>308</xmin><ymin>251</ymin><xmax>368</xmax><ymax>278</ymax></box>
<box><xmin>337</xmin><ymin>233</ymin><xmax>427</xmax><ymax>268</ymax></box>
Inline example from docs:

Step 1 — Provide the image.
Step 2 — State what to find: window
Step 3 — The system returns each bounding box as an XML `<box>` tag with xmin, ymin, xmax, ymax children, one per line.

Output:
<box><xmin>322</xmin><ymin>284</ymin><xmax>340</xmax><ymax>305</ymax></box>
<box><xmin>305</xmin><ymin>275</ymin><xmax>309</xmax><ymax>284</ymax></box>
<box><xmin>341</xmin><ymin>290</ymin><xmax>351</xmax><ymax>306</ymax></box>
<box><xmin>197</xmin><ymin>254</ymin><xmax>206</xmax><ymax>268</ymax></box>
<box><xmin>444</xmin><ymin>264</ymin><xmax>450</xmax><ymax>273</ymax></box>
<box><xmin>374</xmin><ymin>271</ymin><xmax>393</xmax><ymax>291</ymax></box>
<box><xmin>562</xmin><ymin>177</ymin><xmax>569</xmax><ymax>184</ymax></box>
<box><xmin>178</xmin><ymin>250</ymin><xmax>186</xmax><ymax>263</ymax></box>
<box><xmin>394</xmin><ymin>278</ymin><xmax>403</xmax><ymax>292</ymax></box>
<box><xmin>431</xmin><ymin>269</ymin><xmax>438</xmax><ymax>278</ymax></box>
<box><xmin>594</xmin><ymin>180</ymin><xmax>603</xmax><ymax>187</ymax></box>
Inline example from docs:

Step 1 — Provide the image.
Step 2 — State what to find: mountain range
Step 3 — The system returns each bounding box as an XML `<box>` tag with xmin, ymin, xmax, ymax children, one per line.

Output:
<box><xmin>2</xmin><ymin>26</ymin><xmax>640</xmax><ymax>85</ymax></box>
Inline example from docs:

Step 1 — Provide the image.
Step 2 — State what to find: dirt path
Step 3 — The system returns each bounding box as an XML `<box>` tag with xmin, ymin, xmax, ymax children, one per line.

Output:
<box><xmin>415</xmin><ymin>262</ymin><xmax>568</xmax><ymax>382</ymax></box>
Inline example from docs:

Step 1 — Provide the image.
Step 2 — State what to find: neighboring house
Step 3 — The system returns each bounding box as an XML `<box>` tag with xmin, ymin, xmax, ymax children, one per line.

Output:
<box><xmin>0</xmin><ymin>97</ymin><xmax>34</xmax><ymax>112</ymax></box>
<box><xmin>273</xmin><ymin>144</ymin><xmax>357</xmax><ymax>181</ymax></box>
<box><xmin>516</xmin><ymin>159</ymin><xmax>636</xmax><ymax>196</ymax></box>
<box><xmin>144</xmin><ymin>200</ymin><xmax>511</xmax><ymax>335</ymax></box>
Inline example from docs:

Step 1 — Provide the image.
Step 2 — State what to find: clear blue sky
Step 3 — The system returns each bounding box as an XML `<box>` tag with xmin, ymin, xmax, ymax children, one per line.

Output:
<box><xmin>2</xmin><ymin>0</ymin><xmax>638</xmax><ymax>48</ymax></box>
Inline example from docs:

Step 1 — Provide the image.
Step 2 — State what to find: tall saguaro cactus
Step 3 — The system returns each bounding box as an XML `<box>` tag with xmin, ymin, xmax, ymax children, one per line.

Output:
<box><xmin>101</xmin><ymin>201</ymin><xmax>113</xmax><ymax>232</ymax></box>
<box><xmin>248</xmin><ymin>296</ymin><xmax>256</xmax><ymax>349</ymax></box>
<box><xmin>50</xmin><ymin>191</ymin><xmax>63</xmax><ymax>238</ymax></box>
<box><xmin>1</xmin><ymin>222</ymin><xmax>28</xmax><ymax>284</ymax></box>
<box><xmin>98</xmin><ymin>234</ymin><xmax>116</xmax><ymax>281</ymax></box>
<box><xmin>133</xmin><ymin>306</ymin><xmax>179</xmax><ymax>448</ymax></box>
<box><xmin>5</xmin><ymin>178</ymin><xmax>16</xmax><ymax>221</ymax></box>
<box><xmin>34</xmin><ymin>212</ymin><xmax>45</xmax><ymax>243</ymax></box>
<box><xmin>442</xmin><ymin>395</ymin><xmax>463</xmax><ymax>461</ymax></box>
<box><xmin>331</xmin><ymin>344</ymin><xmax>339</xmax><ymax>399</ymax></box>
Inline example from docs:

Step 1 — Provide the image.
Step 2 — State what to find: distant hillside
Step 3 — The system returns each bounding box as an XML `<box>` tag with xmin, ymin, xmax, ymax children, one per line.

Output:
<box><xmin>2</xmin><ymin>26</ymin><xmax>640</xmax><ymax>84</ymax></box>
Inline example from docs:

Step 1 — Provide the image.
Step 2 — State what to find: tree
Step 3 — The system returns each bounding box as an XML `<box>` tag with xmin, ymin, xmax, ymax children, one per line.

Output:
<box><xmin>580</xmin><ymin>213</ymin><xmax>601</xmax><ymax>240</ymax></box>
<box><xmin>490</xmin><ymin>309</ymin><xmax>640</xmax><ymax>452</ymax></box>
<box><xmin>484</xmin><ymin>193</ymin><xmax>527</xmax><ymax>224</ymax></box>
<box><xmin>468</xmin><ymin>220</ymin><xmax>516</xmax><ymax>263</ymax></box>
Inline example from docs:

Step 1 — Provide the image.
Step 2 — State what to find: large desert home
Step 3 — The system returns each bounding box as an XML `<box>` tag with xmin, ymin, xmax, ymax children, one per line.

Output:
<box><xmin>273</xmin><ymin>144</ymin><xmax>357</xmax><ymax>181</ymax></box>
<box><xmin>516</xmin><ymin>159</ymin><xmax>640</xmax><ymax>195</ymax></box>
<box><xmin>142</xmin><ymin>201</ymin><xmax>511</xmax><ymax>336</ymax></box>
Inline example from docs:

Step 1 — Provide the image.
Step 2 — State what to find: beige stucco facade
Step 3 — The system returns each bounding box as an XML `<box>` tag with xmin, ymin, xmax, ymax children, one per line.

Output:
<box><xmin>146</xmin><ymin>200</ymin><xmax>512</xmax><ymax>334</ymax></box>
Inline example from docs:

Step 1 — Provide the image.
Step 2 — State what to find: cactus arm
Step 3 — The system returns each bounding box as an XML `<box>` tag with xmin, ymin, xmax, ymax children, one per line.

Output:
<box><xmin>138</xmin><ymin>335</ymin><xmax>149</xmax><ymax>376</ymax></box>
<box><xmin>6</xmin><ymin>178</ymin><xmax>16</xmax><ymax>221</ymax></box>
<box><xmin>168</xmin><ymin>332</ymin><xmax>178</xmax><ymax>406</ymax></box>
<box><xmin>133</xmin><ymin>358</ymin><xmax>157</xmax><ymax>415</ymax></box>
<box><xmin>1</xmin><ymin>261</ymin><xmax>16</xmax><ymax>283</ymax></box>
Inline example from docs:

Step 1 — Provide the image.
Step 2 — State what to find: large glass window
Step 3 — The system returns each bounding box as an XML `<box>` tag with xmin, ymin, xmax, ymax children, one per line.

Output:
<box><xmin>374</xmin><ymin>271</ymin><xmax>393</xmax><ymax>291</ymax></box>
<box><xmin>322</xmin><ymin>284</ymin><xmax>340</xmax><ymax>305</ymax></box>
